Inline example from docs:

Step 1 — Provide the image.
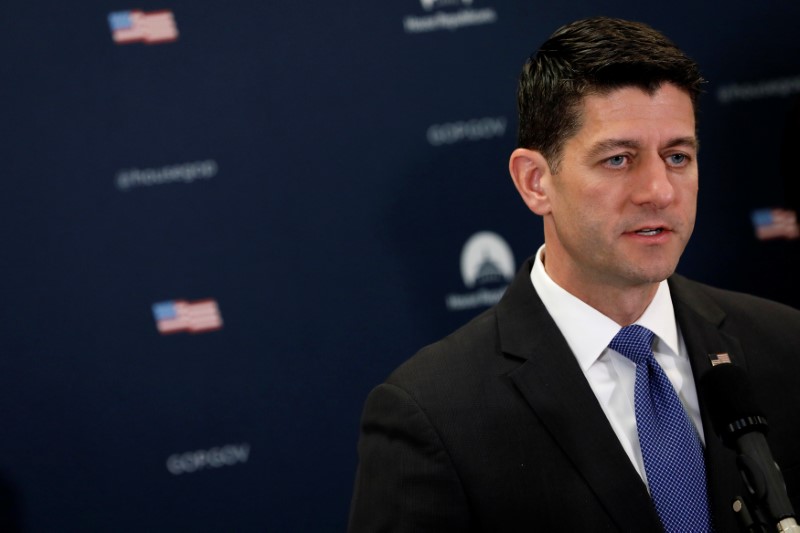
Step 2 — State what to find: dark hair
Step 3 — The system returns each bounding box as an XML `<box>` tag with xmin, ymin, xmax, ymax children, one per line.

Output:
<box><xmin>517</xmin><ymin>17</ymin><xmax>704</xmax><ymax>172</ymax></box>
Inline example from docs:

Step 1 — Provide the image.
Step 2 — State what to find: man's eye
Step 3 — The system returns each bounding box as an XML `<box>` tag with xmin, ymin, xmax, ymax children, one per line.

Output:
<box><xmin>669</xmin><ymin>154</ymin><xmax>687</xmax><ymax>165</ymax></box>
<box><xmin>607</xmin><ymin>155</ymin><xmax>626</xmax><ymax>167</ymax></box>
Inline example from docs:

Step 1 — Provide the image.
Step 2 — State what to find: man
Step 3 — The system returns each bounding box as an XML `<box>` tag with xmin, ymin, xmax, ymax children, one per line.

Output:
<box><xmin>349</xmin><ymin>17</ymin><xmax>800</xmax><ymax>532</ymax></box>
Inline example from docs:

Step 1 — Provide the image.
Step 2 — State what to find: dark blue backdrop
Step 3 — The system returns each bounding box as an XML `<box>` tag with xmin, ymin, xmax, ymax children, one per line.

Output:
<box><xmin>2</xmin><ymin>1</ymin><xmax>799</xmax><ymax>531</ymax></box>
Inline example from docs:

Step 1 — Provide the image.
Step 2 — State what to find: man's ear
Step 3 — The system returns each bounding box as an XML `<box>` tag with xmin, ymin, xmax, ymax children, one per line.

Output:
<box><xmin>509</xmin><ymin>148</ymin><xmax>553</xmax><ymax>215</ymax></box>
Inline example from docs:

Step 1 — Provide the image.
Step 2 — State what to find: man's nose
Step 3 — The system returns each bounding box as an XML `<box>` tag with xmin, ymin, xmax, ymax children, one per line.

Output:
<box><xmin>630</xmin><ymin>155</ymin><xmax>676</xmax><ymax>209</ymax></box>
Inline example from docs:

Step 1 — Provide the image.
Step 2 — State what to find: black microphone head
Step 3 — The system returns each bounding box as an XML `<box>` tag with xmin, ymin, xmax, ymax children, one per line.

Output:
<box><xmin>699</xmin><ymin>363</ymin><xmax>768</xmax><ymax>447</ymax></box>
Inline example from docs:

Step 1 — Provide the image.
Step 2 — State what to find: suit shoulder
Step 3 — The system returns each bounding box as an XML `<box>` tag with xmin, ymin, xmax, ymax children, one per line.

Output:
<box><xmin>385</xmin><ymin>306</ymin><xmax>502</xmax><ymax>394</ymax></box>
<box><xmin>670</xmin><ymin>274</ymin><xmax>800</xmax><ymax>327</ymax></box>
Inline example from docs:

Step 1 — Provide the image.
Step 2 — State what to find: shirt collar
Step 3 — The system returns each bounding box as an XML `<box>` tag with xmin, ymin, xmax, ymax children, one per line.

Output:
<box><xmin>530</xmin><ymin>245</ymin><xmax>680</xmax><ymax>370</ymax></box>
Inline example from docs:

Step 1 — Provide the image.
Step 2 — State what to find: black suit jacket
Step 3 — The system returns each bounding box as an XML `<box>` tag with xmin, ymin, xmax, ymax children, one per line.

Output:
<box><xmin>349</xmin><ymin>258</ymin><xmax>800</xmax><ymax>532</ymax></box>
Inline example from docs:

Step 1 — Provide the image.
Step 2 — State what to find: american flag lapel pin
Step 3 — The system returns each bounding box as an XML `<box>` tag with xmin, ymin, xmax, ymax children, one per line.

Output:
<box><xmin>708</xmin><ymin>352</ymin><xmax>732</xmax><ymax>366</ymax></box>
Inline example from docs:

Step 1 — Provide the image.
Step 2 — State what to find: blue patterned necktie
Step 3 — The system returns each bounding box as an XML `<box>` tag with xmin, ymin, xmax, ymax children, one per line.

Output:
<box><xmin>609</xmin><ymin>325</ymin><xmax>713</xmax><ymax>533</ymax></box>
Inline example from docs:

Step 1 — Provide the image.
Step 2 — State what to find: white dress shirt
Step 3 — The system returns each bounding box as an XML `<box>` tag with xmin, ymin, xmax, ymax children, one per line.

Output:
<box><xmin>529</xmin><ymin>245</ymin><xmax>705</xmax><ymax>483</ymax></box>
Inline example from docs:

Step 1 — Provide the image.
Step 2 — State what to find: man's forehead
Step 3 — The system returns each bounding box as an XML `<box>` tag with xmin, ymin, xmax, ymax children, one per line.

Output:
<box><xmin>584</xmin><ymin>81</ymin><xmax>695</xmax><ymax>104</ymax></box>
<box><xmin>573</xmin><ymin>84</ymin><xmax>696</xmax><ymax>141</ymax></box>
<box><xmin>580</xmin><ymin>84</ymin><xmax>694</xmax><ymax>113</ymax></box>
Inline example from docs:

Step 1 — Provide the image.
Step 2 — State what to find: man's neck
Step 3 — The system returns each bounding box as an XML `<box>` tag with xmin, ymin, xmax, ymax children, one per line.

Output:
<box><xmin>541</xmin><ymin>252</ymin><xmax>661</xmax><ymax>326</ymax></box>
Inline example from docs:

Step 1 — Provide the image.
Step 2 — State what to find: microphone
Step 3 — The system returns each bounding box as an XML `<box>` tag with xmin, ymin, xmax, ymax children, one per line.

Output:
<box><xmin>700</xmin><ymin>363</ymin><xmax>799</xmax><ymax>532</ymax></box>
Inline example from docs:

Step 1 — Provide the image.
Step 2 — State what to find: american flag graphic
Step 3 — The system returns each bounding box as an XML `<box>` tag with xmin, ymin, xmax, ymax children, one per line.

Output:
<box><xmin>152</xmin><ymin>299</ymin><xmax>223</xmax><ymax>335</ymax></box>
<box><xmin>709</xmin><ymin>353</ymin><xmax>732</xmax><ymax>366</ymax></box>
<box><xmin>108</xmin><ymin>10</ymin><xmax>179</xmax><ymax>45</ymax></box>
<box><xmin>751</xmin><ymin>208</ymin><xmax>800</xmax><ymax>241</ymax></box>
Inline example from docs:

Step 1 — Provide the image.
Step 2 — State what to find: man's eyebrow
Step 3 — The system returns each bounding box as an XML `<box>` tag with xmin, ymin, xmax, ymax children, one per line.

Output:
<box><xmin>586</xmin><ymin>136</ymin><xmax>699</xmax><ymax>160</ymax></box>
<box><xmin>585</xmin><ymin>139</ymin><xmax>641</xmax><ymax>160</ymax></box>
<box><xmin>663</xmin><ymin>136</ymin><xmax>699</xmax><ymax>151</ymax></box>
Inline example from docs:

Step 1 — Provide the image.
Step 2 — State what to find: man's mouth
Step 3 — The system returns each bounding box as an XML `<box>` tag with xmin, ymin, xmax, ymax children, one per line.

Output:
<box><xmin>634</xmin><ymin>228</ymin><xmax>664</xmax><ymax>236</ymax></box>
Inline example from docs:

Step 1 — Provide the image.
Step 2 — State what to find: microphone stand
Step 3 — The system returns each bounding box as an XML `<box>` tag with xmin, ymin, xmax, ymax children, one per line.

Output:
<box><xmin>732</xmin><ymin>496</ymin><xmax>800</xmax><ymax>533</ymax></box>
<box><xmin>699</xmin><ymin>364</ymin><xmax>798</xmax><ymax>532</ymax></box>
<box><xmin>729</xmin><ymin>429</ymin><xmax>800</xmax><ymax>533</ymax></box>
<box><xmin>732</xmin><ymin>496</ymin><xmax>797</xmax><ymax>532</ymax></box>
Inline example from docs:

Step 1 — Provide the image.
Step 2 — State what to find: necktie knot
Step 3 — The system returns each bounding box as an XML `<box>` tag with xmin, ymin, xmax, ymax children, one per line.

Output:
<box><xmin>609</xmin><ymin>324</ymin><xmax>655</xmax><ymax>366</ymax></box>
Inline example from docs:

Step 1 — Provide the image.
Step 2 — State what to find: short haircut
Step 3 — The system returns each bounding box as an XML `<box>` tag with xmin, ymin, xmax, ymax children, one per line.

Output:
<box><xmin>517</xmin><ymin>17</ymin><xmax>704</xmax><ymax>172</ymax></box>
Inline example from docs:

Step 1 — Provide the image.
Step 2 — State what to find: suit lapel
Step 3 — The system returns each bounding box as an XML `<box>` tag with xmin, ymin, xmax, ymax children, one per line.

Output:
<box><xmin>670</xmin><ymin>275</ymin><xmax>746</xmax><ymax>533</ymax></box>
<box><xmin>496</xmin><ymin>259</ymin><xmax>661</xmax><ymax>531</ymax></box>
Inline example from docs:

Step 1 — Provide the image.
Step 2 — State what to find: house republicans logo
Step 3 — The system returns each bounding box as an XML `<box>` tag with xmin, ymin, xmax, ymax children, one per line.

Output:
<box><xmin>166</xmin><ymin>443</ymin><xmax>250</xmax><ymax>475</ymax></box>
<box><xmin>420</xmin><ymin>0</ymin><xmax>472</xmax><ymax>10</ymax></box>
<box><xmin>445</xmin><ymin>231</ymin><xmax>515</xmax><ymax>311</ymax></box>
<box><xmin>403</xmin><ymin>0</ymin><xmax>497</xmax><ymax>34</ymax></box>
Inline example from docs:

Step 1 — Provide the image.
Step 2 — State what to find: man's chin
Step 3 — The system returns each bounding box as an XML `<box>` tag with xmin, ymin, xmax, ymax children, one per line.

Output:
<box><xmin>617</xmin><ymin>257</ymin><xmax>680</xmax><ymax>286</ymax></box>
<box><xmin>630</xmin><ymin>266</ymin><xmax>678</xmax><ymax>285</ymax></box>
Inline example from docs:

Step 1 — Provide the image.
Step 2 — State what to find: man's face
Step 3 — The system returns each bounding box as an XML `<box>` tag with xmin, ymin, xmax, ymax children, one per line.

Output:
<box><xmin>541</xmin><ymin>83</ymin><xmax>698</xmax><ymax>294</ymax></box>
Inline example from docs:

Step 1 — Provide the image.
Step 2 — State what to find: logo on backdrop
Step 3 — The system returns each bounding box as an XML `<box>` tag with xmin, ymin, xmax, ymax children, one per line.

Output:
<box><xmin>750</xmin><ymin>208</ymin><xmax>800</xmax><ymax>240</ymax></box>
<box><xmin>403</xmin><ymin>0</ymin><xmax>497</xmax><ymax>34</ymax></box>
<box><xmin>115</xmin><ymin>160</ymin><xmax>218</xmax><ymax>191</ymax></box>
<box><xmin>108</xmin><ymin>9</ymin><xmax>179</xmax><ymax>45</ymax></box>
<box><xmin>166</xmin><ymin>443</ymin><xmax>250</xmax><ymax>475</ymax></box>
<box><xmin>427</xmin><ymin>116</ymin><xmax>507</xmax><ymax>146</ymax></box>
<box><xmin>445</xmin><ymin>231</ymin><xmax>515</xmax><ymax>311</ymax></box>
<box><xmin>152</xmin><ymin>298</ymin><xmax>223</xmax><ymax>335</ymax></box>
<box><xmin>420</xmin><ymin>0</ymin><xmax>472</xmax><ymax>10</ymax></box>
<box><xmin>716</xmin><ymin>74</ymin><xmax>800</xmax><ymax>104</ymax></box>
